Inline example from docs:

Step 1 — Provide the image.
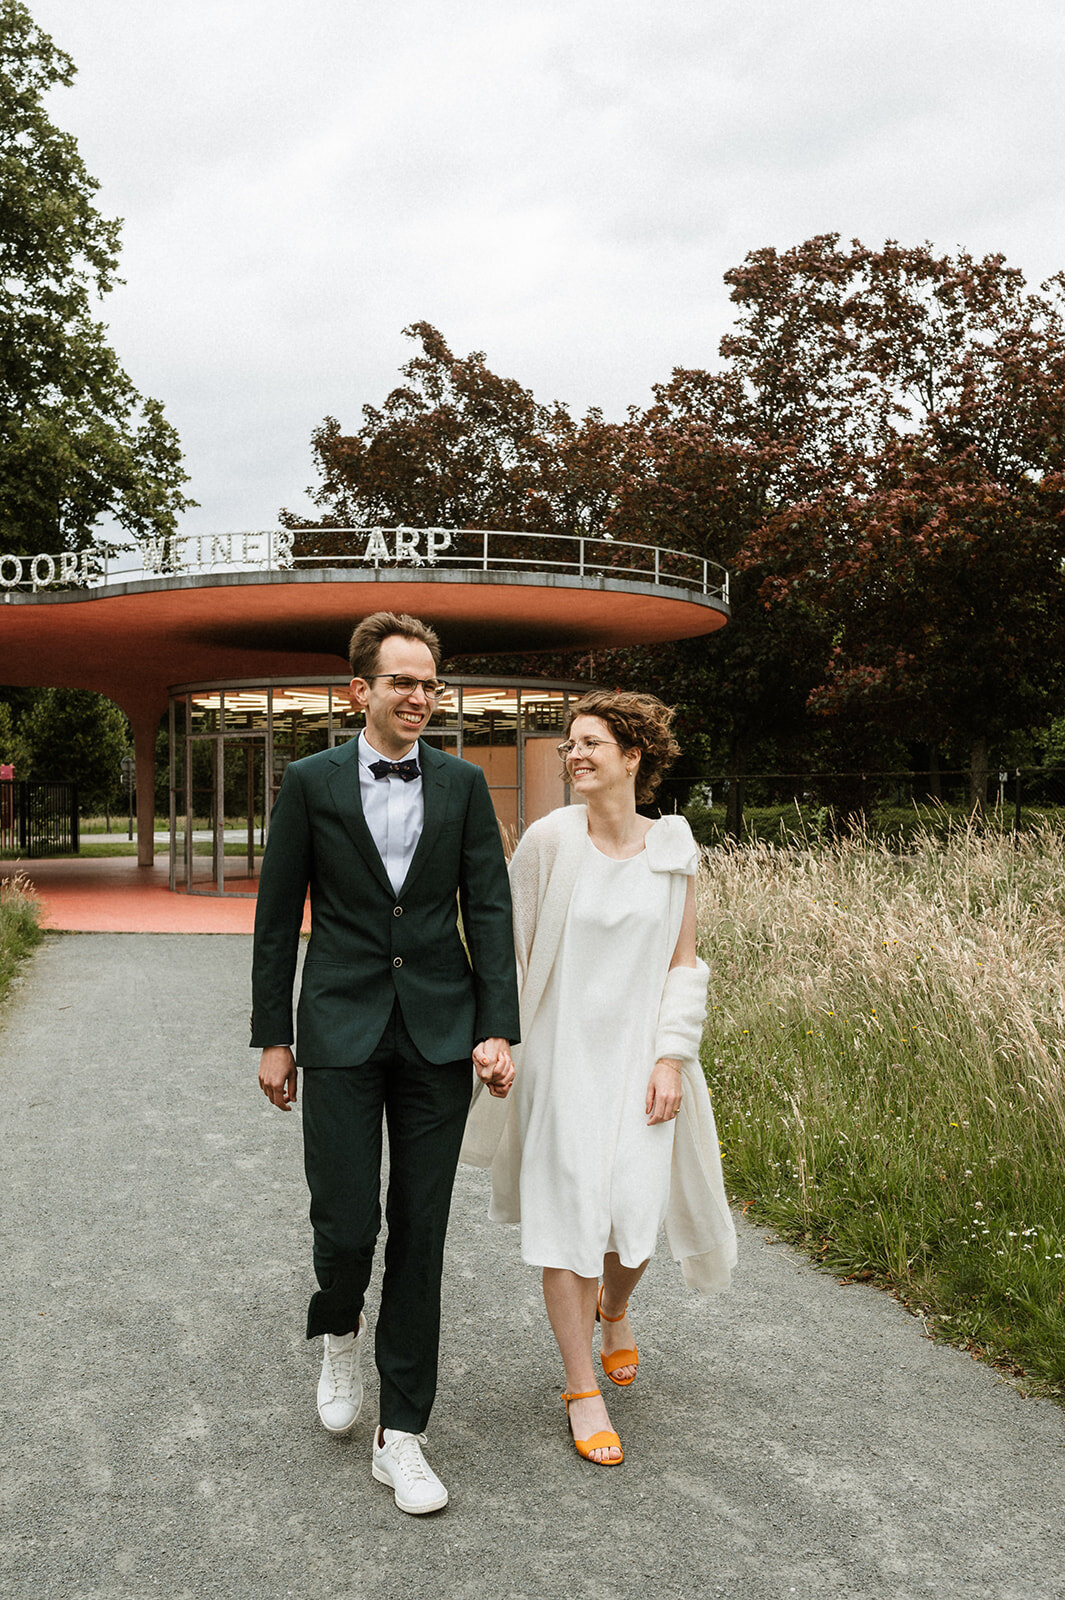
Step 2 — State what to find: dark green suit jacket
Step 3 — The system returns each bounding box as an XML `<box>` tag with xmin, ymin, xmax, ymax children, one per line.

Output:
<box><xmin>250</xmin><ymin>738</ymin><xmax>520</xmax><ymax>1067</ymax></box>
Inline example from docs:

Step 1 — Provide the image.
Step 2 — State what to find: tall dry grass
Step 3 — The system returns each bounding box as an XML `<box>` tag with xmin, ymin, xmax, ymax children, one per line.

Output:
<box><xmin>697</xmin><ymin>821</ymin><xmax>1065</xmax><ymax>1396</ymax></box>
<box><xmin>0</xmin><ymin>872</ymin><xmax>43</xmax><ymax>1004</ymax></box>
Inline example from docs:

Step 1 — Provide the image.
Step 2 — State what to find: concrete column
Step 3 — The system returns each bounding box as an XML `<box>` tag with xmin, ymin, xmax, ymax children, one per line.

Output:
<box><xmin>110</xmin><ymin>693</ymin><xmax>167</xmax><ymax>870</ymax></box>
<box><xmin>132</xmin><ymin>714</ymin><xmax>158</xmax><ymax>868</ymax></box>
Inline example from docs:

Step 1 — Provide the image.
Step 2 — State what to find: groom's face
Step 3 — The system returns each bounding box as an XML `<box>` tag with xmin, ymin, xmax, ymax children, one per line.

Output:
<box><xmin>350</xmin><ymin>634</ymin><xmax>437</xmax><ymax>757</ymax></box>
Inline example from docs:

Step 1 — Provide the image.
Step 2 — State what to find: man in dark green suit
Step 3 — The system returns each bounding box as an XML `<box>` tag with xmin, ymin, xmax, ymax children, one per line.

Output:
<box><xmin>252</xmin><ymin>611</ymin><xmax>519</xmax><ymax>1515</ymax></box>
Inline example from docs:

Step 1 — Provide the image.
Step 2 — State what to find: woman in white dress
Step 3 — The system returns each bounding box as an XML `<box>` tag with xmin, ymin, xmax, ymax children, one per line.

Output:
<box><xmin>465</xmin><ymin>691</ymin><xmax>736</xmax><ymax>1467</ymax></box>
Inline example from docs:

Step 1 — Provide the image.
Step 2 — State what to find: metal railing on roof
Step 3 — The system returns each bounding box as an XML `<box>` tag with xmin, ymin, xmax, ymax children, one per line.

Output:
<box><xmin>1</xmin><ymin>525</ymin><xmax>729</xmax><ymax>606</ymax></box>
<box><xmin>287</xmin><ymin>526</ymin><xmax>729</xmax><ymax>606</ymax></box>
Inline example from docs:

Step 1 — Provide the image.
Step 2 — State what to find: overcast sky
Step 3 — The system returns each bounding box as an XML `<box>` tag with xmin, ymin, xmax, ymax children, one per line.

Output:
<box><xmin>29</xmin><ymin>0</ymin><xmax>1065</xmax><ymax>536</ymax></box>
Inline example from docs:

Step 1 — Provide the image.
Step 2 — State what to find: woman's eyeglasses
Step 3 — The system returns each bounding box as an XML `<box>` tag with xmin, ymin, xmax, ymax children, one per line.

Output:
<box><xmin>557</xmin><ymin>737</ymin><xmax>619</xmax><ymax>758</ymax></box>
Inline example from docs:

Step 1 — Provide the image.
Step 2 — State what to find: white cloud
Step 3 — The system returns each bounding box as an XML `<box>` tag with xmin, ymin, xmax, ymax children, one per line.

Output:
<box><xmin>27</xmin><ymin>0</ymin><xmax>1065</xmax><ymax>530</ymax></box>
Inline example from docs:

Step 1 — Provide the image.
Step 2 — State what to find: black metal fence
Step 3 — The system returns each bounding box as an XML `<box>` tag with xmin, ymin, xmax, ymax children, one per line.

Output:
<box><xmin>656</xmin><ymin>766</ymin><xmax>1065</xmax><ymax>840</ymax></box>
<box><xmin>0</xmin><ymin>781</ymin><xmax>79</xmax><ymax>857</ymax></box>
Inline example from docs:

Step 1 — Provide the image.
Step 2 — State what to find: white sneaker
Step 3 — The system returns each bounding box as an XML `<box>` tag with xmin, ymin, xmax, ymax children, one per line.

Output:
<box><xmin>316</xmin><ymin>1313</ymin><xmax>366</xmax><ymax>1434</ymax></box>
<box><xmin>372</xmin><ymin>1427</ymin><xmax>449</xmax><ymax>1514</ymax></box>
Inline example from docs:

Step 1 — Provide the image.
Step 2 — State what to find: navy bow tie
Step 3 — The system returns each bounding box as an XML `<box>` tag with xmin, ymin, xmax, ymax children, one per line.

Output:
<box><xmin>369</xmin><ymin>757</ymin><xmax>420</xmax><ymax>782</ymax></box>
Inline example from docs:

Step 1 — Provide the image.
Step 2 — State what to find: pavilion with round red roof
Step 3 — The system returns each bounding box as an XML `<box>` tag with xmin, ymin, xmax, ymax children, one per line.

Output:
<box><xmin>1</xmin><ymin>526</ymin><xmax>728</xmax><ymax>895</ymax></box>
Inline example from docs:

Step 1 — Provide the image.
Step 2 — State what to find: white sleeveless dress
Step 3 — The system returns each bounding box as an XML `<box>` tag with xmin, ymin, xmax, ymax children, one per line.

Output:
<box><xmin>511</xmin><ymin>834</ymin><xmax>676</xmax><ymax>1276</ymax></box>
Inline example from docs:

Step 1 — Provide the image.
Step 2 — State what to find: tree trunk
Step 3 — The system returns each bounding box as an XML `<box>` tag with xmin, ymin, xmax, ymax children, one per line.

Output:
<box><xmin>725</xmin><ymin>731</ymin><xmax>747</xmax><ymax>840</ymax></box>
<box><xmin>928</xmin><ymin>748</ymin><xmax>942</xmax><ymax>803</ymax></box>
<box><xmin>969</xmin><ymin>735</ymin><xmax>989</xmax><ymax>815</ymax></box>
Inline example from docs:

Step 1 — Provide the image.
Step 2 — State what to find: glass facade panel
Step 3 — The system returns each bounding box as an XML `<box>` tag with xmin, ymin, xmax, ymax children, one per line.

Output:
<box><xmin>489</xmin><ymin>785</ymin><xmax>519</xmax><ymax>840</ymax></box>
<box><xmin>461</xmin><ymin>687</ymin><xmax>519</xmax><ymax>833</ymax></box>
<box><xmin>169</xmin><ymin>676</ymin><xmax>587</xmax><ymax>895</ymax></box>
<box><xmin>521</xmin><ymin>690</ymin><xmax>568</xmax><ymax>733</ymax></box>
<box><xmin>461</xmin><ymin>686</ymin><xmax>518</xmax><ymax>746</ymax></box>
<box><xmin>219</xmin><ymin>736</ymin><xmax>264</xmax><ymax>889</ymax></box>
<box><xmin>219</xmin><ymin>689</ymin><xmax>270</xmax><ymax>733</ymax></box>
<box><xmin>524</xmin><ymin>736</ymin><xmax>566</xmax><ymax>825</ymax></box>
<box><xmin>189</xmin><ymin>693</ymin><xmax>221</xmax><ymax>735</ymax></box>
<box><xmin>270</xmin><ymin>686</ymin><xmax>332</xmax><ymax>762</ymax></box>
<box><xmin>331</xmin><ymin>686</ymin><xmax>361</xmax><ymax>743</ymax></box>
<box><xmin>426</xmin><ymin>684</ymin><xmax>461</xmax><ymax>740</ymax></box>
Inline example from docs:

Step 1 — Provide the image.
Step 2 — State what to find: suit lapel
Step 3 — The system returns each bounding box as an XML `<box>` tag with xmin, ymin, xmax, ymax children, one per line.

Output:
<box><xmin>324</xmin><ymin>738</ymin><xmax>394</xmax><ymax>895</ymax></box>
<box><xmin>398</xmin><ymin>740</ymin><xmax>449</xmax><ymax>897</ymax></box>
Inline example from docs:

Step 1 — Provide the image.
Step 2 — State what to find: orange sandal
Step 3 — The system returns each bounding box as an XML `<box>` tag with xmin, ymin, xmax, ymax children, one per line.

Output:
<box><xmin>596</xmin><ymin>1286</ymin><xmax>639</xmax><ymax>1387</ymax></box>
<box><xmin>561</xmin><ymin>1388</ymin><xmax>623</xmax><ymax>1465</ymax></box>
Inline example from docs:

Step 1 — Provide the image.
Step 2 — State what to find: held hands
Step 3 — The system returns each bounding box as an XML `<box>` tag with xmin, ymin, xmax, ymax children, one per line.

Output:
<box><xmin>259</xmin><ymin>1046</ymin><xmax>298</xmax><ymax>1111</ymax></box>
<box><xmin>473</xmin><ymin>1037</ymin><xmax>515</xmax><ymax>1099</ymax></box>
<box><xmin>646</xmin><ymin>1057</ymin><xmax>682</xmax><ymax>1124</ymax></box>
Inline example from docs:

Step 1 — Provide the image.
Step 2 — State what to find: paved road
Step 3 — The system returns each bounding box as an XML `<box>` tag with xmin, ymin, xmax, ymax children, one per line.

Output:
<box><xmin>2</xmin><ymin>935</ymin><xmax>1062</xmax><ymax>1600</ymax></box>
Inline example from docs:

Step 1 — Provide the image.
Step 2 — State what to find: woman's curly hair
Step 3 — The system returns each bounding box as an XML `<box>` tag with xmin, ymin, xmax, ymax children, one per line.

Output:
<box><xmin>563</xmin><ymin>690</ymin><xmax>681</xmax><ymax>805</ymax></box>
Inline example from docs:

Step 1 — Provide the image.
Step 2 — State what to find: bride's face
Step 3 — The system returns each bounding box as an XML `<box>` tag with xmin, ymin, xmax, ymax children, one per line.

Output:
<box><xmin>564</xmin><ymin>715</ymin><xmax>639</xmax><ymax>798</ymax></box>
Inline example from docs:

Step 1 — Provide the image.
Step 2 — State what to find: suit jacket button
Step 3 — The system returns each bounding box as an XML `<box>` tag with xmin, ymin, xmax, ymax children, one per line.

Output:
<box><xmin>393</xmin><ymin>956</ymin><xmax>403</xmax><ymax>968</ymax></box>
<box><xmin>393</xmin><ymin>905</ymin><xmax>403</xmax><ymax>916</ymax></box>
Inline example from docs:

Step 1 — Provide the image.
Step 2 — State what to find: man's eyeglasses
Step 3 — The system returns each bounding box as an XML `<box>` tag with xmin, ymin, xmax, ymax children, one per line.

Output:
<box><xmin>557</xmin><ymin>737</ymin><xmax>619</xmax><ymax>758</ymax></box>
<box><xmin>365</xmin><ymin>674</ymin><xmax>449</xmax><ymax>699</ymax></box>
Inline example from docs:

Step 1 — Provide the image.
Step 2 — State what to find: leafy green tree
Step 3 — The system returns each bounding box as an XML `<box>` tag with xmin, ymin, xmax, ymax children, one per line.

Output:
<box><xmin>0</xmin><ymin>0</ymin><xmax>193</xmax><ymax>558</ymax></box>
<box><xmin>19</xmin><ymin>689</ymin><xmax>129</xmax><ymax>814</ymax></box>
<box><xmin>0</xmin><ymin>689</ymin><xmax>35</xmax><ymax>773</ymax></box>
<box><xmin>0</xmin><ymin>700</ymin><xmax>21</xmax><ymax>768</ymax></box>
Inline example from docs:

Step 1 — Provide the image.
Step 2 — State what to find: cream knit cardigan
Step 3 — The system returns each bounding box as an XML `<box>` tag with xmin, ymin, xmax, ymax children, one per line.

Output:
<box><xmin>461</xmin><ymin>804</ymin><xmax>737</xmax><ymax>1294</ymax></box>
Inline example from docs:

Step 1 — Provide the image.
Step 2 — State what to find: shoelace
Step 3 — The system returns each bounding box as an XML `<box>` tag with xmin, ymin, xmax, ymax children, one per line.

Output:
<box><xmin>323</xmin><ymin>1336</ymin><xmax>358</xmax><ymax>1400</ymax></box>
<box><xmin>388</xmin><ymin>1433</ymin><xmax>431</xmax><ymax>1481</ymax></box>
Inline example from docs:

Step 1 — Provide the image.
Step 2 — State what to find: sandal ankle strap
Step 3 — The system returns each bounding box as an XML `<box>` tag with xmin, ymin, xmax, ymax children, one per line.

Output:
<box><xmin>597</xmin><ymin>1285</ymin><xmax>629</xmax><ymax>1323</ymax></box>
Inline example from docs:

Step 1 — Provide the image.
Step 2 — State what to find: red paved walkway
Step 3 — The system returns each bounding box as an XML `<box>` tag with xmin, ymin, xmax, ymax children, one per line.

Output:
<box><xmin>0</xmin><ymin>856</ymin><xmax>308</xmax><ymax>934</ymax></box>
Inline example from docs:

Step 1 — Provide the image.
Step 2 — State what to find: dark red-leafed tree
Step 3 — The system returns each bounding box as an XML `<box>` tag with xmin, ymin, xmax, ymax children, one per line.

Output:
<box><xmin>596</xmin><ymin>236</ymin><xmax>876</xmax><ymax>831</ymax></box>
<box><xmin>744</xmin><ymin>242</ymin><xmax>1065</xmax><ymax>807</ymax></box>
<box><xmin>283</xmin><ymin>321</ymin><xmax>626</xmax><ymax>547</ymax></box>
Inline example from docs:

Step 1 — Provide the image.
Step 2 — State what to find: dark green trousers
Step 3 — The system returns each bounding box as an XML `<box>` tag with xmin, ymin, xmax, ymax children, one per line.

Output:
<box><xmin>301</xmin><ymin>1003</ymin><xmax>472</xmax><ymax>1433</ymax></box>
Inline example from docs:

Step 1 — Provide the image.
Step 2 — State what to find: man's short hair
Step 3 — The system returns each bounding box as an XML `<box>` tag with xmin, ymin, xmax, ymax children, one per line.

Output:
<box><xmin>348</xmin><ymin>612</ymin><xmax>442</xmax><ymax>680</ymax></box>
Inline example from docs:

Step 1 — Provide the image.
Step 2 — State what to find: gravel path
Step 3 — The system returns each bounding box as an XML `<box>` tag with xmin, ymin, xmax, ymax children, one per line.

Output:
<box><xmin>1</xmin><ymin>934</ymin><xmax>1062</xmax><ymax>1600</ymax></box>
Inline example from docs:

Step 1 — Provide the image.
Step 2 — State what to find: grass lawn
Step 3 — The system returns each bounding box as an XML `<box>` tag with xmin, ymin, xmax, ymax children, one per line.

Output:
<box><xmin>32</xmin><ymin>841</ymin><xmax>265</xmax><ymax>860</ymax></box>
<box><xmin>699</xmin><ymin>821</ymin><xmax>1065</xmax><ymax>1401</ymax></box>
<box><xmin>78</xmin><ymin>816</ymin><xmax>174</xmax><ymax>834</ymax></box>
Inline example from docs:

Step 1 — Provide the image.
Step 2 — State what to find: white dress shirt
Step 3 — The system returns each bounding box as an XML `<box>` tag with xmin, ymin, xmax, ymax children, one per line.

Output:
<box><xmin>357</xmin><ymin>729</ymin><xmax>424</xmax><ymax>896</ymax></box>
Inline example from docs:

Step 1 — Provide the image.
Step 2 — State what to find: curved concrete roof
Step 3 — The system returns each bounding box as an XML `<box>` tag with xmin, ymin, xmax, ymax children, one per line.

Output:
<box><xmin>1</xmin><ymin>566</ymin><xmax>728</xmax><ymax>717</ymax></box>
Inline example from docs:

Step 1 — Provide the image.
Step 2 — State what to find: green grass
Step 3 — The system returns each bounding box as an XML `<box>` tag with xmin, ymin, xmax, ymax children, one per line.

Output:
<box><xmin>698</xmin><ymin>822</ymin><xmax>1065</xmax><ymax>1400</ymax></box>
<box><xmin>79</xmin><ymin>817</ymin><xmax>264</xmax><ymax>835</ymax></box>
<box><xmin>14</xmin><ymin>841</ymin><xmax>265</xmax><ymax>860</ymax></box>
<box><xmin>0</xmin><ymin>874</ymin><xmax>43</xmax><ymax>1007</ymax></box>
<box><xmin>78</xmin><ymin>815</ymin><xmax>173</xmax><ymax>835</ymax></box>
